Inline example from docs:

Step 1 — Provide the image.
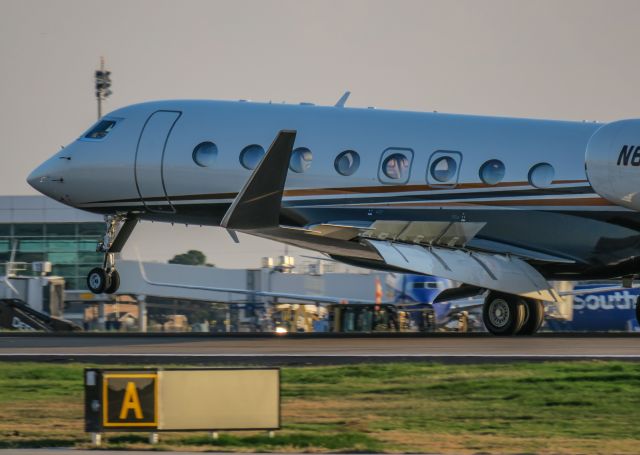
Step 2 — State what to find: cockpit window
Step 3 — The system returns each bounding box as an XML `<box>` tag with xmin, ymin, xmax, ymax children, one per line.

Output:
<box><xmin>84</xmin><ymin>120</ymin><xmax>117</xmax><ymax>139</ymax></box>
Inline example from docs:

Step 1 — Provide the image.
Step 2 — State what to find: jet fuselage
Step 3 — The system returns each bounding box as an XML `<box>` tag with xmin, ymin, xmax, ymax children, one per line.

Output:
<box><xmin>28</xmin><ymin>100</ymin><xmax>640</xmax><ymax>280</ymax></box>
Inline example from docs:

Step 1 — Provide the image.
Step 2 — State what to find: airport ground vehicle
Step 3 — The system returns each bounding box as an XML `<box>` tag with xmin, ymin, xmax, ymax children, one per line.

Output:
<box><xmin>28</xmin><ymin>97</ymin><xmax>640</xmax><ymax>335</ymax></box>
<box><xmin>0</xmin><ymin>298</ymin><xmax>81</xmax><ymax>332</ymax></box>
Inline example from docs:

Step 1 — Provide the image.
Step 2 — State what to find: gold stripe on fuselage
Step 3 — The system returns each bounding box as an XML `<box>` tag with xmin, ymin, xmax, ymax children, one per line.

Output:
<box><xmin>86</xmin><ymin>180</ymin><xmax>592</xmax><ymax>205</ymax></box>
<box><xmin>335</xmin><ymin>196</ymin><xmax>614</xmax><ymax>208</ymax></box>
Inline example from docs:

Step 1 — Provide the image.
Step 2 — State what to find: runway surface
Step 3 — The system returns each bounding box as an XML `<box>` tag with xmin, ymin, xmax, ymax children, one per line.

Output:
<box><xmin>0</xmin><ymin>452</ymin><xmax>385</xmax><ymax>455</ymax></box>
<box><xmin>0</xmin><ymin>451</ymin><xmax>397</xmax><ymax>455</ymax></box>
<box><xmin>0</xmin><ymin>334</ymin><xmax>639</xmax><ymax>363</ymax></box>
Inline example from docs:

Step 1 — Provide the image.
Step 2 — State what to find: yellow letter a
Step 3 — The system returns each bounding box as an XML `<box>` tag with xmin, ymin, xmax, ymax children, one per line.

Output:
<box><xmin>119</xmin><ymin>381</ymin><xmax>143</xmax><ymax>420</ymax></box>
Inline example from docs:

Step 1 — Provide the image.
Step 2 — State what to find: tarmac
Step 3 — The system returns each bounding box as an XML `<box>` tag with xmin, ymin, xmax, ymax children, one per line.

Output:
<box><xmin>0</xmin><ymin>452</ymin><xmax>411</xmax><ymax>455</ymax></box>
<box><xmin>0</xmin><ymin>333</ymin><xmax>639</xmax><ymax>364</ymax></box>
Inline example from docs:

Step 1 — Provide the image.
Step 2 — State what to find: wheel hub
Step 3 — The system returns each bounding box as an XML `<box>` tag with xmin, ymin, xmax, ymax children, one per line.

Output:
<box><xmin>489</xmin><ymin>299</ymin><xmax>510</xmax><ymax>328</ymax></box>
<box><xmin>89</xmin><ymin>273</ymin><xmax>102</xmax><ymax>289</ymax></box>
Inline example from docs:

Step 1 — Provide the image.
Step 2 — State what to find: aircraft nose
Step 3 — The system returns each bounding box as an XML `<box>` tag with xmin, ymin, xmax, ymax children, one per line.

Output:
<box><xmin>27</xmin><ymin>161</ymin><xmax>48</xmax><ymax>192</ymax></box>
<box><xmin>27</xmin><ymin>165</ymin><xmax>43</xmax><ymax>191</ymax></box>
<box><xmin>27</xmin><ymin>158</ymin><xmax>65</xmax><ymax>199</ymax></box>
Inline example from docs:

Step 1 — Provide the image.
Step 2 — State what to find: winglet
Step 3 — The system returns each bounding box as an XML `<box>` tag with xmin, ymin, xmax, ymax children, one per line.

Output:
<box><xmin>335</xmin><ymin>91</ymin><xmax>350</xmax><ymax>107</ymax></box>
<box><xmin>221</xmin><ymin>130</ymin><xmax>296</xmax><ymax>230</ymax></box>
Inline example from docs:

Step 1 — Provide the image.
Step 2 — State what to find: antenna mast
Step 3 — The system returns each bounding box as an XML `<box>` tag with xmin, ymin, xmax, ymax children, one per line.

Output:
<box><xmin>95</xmin><ymin>57</ymin><xmax>112</xmax><ymax>119</ymax></box>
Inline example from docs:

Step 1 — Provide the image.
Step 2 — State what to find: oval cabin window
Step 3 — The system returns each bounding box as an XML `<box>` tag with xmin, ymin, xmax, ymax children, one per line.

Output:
<box><xmin>240</xmin><ymin>144</ymin><xmax>265</xmax><ymax>170</ymax></box>
<box><xmin>290</xmin><ymin>147</ymin><xmax>313</xmax><ymax>173</ymax></box>
<box><xmin>334</xmin><ymin>150</ymin><xmax>360</xmax><ymax>176</ymax></box>
<box><xmin>192</xmin><ymin>142</ymin><xmax>218</xmax><ymax>167</ymax></box>
<box><xmin>430</xmin><ymin>156</ymin><xmax>457</xmax><ymax>183</ymax></box>
<box><xmin>382</xmin><ymin>153</ymin><xmax>410</xmax><ymax>180</ymax></box>
<box><xmin>479</xmin><ymin>159</ymin><xmax>506</xmax><ymax>185</ymax></box>
<box><xmin>528</xmin><ymin>162</ymin><xmax>554</xmax><ymax>188</ymax></box>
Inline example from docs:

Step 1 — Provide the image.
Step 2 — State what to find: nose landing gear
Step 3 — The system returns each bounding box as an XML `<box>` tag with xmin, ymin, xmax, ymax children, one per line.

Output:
<box><xmin>86</xmin><ymin>214</ymin><xmax>138</xmax><ymax>295</ymax></box>
<box><xmin>87</xmin><ymin>255</ymin><xmax>120</xmax><ymax>294</ymax></box>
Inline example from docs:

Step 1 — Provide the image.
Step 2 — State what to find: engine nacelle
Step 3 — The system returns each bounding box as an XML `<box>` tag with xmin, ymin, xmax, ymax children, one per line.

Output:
<box><xmin>586</xmin><ymin>119</ymin><xmax>640</xmax><ymax>211</ymax></box>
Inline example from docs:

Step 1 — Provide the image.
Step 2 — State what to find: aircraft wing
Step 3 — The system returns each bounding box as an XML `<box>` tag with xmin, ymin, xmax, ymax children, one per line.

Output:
<box><xmin>137</xmin><ymin>261</ymin><xmax>393</xmax><ymax>306</ymax></box>
<box><xmin>220</xmin><ymin>129</ymin><xmax>564</xmax><ymax>303</ymax></box>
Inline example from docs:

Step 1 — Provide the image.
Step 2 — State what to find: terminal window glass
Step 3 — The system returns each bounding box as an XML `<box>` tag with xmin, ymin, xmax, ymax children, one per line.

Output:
<box><xmin>48</xmin><ymin>252</ymin><xmax>78</xmax><ymax>264</ymax></box>
<box><xmin>85</xmin><ymin>120</ymin><xmax>116</xmax><ymax>139</ymax></box>
<box><xmin>79</xmin><ymin>223</ymin><xmax>105</xmax><ymax>236</ymax></box>
<box><xmin>46</xmin><ymin>224</ymin><xmax>76</xmax><ymax>236</ymax></box>
<box><xmin>19</xmin><ymin>239</ymin><xmax>46</xmax><ymax>252</ymax></box>
<box><xmin>0</xmin><ymin>221</ymin><xmax>103</xmax><ymax>290</ymax></box>
<box><xmin>47</xmin><ymin>240</ymin><xmax>78</xmax><ymax>252</ymax></box>
<box><xmin>16</xmin><ymin>252</ymin><xmax>45</xmax><ymax>263</ymax></box>
<box><xmin>14</xmin><ymin>224</ymin><xmax>43</xmax><ymax>237</ymax></box>
<box><xmin>79</xmin><ymin>251</ymin><xmax>103</xmax><ymax>264</ymax></box>
<box><xmin>78</xmin><ymin>240</ymin><xmax>99</xmax><ymax>252</ymax></box>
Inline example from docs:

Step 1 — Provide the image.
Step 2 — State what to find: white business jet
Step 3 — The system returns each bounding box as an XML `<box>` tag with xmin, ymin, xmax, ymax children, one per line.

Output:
<box><xmin>27</xmin><ymin>94</ymin><xmax>640</xmax><ymax>335</ymax></box>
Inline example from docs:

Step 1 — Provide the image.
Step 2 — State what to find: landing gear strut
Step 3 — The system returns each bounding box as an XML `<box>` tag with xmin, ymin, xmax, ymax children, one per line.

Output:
<box><xmin>482</xmin><ymin>291</ymin><xmax>544</xmax><ymax>336</ymax></box>
<box><xmin>86</xmin><ymin>214</ymin><xmax>137</xmax><ymax>295</ymax></box>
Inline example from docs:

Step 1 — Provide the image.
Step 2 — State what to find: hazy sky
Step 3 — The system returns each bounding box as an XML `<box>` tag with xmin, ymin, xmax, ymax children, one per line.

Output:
<box><xmin>1</xmin><ymin>0</ymin><xmax>639</xmax><ymax>268</ymax></box>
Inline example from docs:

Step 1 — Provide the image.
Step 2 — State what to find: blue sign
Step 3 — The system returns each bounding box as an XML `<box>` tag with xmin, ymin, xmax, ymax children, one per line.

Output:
<box><xmin>548</xmin><ymin>285</ymin><xmax>640</xmax><ymax>332</ymax></box>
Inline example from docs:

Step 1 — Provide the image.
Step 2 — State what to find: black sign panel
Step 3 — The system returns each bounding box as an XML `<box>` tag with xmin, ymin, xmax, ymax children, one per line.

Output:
<box><xmin>102</xmin><ymin>373</ymin><xmax>157</xmax><ymax>429</ymax></box>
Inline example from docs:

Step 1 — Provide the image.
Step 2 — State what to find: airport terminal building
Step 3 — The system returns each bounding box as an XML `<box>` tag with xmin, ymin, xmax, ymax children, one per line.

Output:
<box><xmin>0</xmin><ymin>196</ymin><xmax>103</xmax><ymax>289</ymax></box>
<box><xmin>0</xmin><ymin>195</ymin><xmax>403</xmax><ymax>333</ymax></box>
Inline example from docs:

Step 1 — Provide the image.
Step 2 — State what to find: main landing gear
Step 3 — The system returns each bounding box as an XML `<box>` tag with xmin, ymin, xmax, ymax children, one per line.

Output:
<box><xmin>87</xmin><ymin>214</ymin><xmax>138</xmax><ymax>295</ymax></box>
<box><xmin>482</xmin><ymin>291</ymin><xmax>545</xmax><ymax>336</ymax></box>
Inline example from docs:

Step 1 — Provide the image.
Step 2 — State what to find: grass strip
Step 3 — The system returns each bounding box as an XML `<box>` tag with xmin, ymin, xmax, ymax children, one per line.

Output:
<box><xmin>0</xmin><ymin>361</ymin><xmax>638</xmax><ymax>453</ymax></box>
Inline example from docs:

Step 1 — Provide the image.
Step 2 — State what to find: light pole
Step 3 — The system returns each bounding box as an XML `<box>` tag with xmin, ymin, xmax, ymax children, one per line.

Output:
<box><xmin>95</xmin><ymin>57</ymin><xmax>112</xmax><ymax>119</ymax></box>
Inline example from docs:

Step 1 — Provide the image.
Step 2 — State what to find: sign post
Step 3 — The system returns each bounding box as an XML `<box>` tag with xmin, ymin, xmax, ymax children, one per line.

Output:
<box><xmin>85</xmin><ymin>368</ymin><xmax>280</xmax><ymax>445</ymax></box>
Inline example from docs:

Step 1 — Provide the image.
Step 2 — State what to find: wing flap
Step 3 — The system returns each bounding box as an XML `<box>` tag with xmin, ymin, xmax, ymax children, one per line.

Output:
<box><xmin>366</xmin><ymin>240</ymin><xmax>560</xmax><ymax>302</ymax></box>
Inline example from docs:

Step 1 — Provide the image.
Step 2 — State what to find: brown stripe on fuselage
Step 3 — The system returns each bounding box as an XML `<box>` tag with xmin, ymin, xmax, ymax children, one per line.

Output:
<box><xmin>341</xmin><ymin>197</ymin><xmax>614</xmax><ymax>208</ymax></box>
<box><xmin>87</xmin><ymin>179</ymin><xmax>591</xmax><ymax>204</ymax></box>
<box><xmin>283</xmin><ymin>179</ymin><xmax>588</xmax><ymax>197</ymax></box>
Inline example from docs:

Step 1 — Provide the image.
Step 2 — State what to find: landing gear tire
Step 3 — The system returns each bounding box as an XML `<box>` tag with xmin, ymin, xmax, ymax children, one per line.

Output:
<box><xmin>517</xmin><ymin>299</ymin><xmax>545</xmax><ymax>336</ymax></box>
<box><xmin>86</xmin><ymin>213</ymin><xmax>138</xmax><ymax>295</ymax></box>
<box><xmin>482</xmin><ymin>292</ymin><xmax>526</xmax><ymax>336</ymax></box>
<box><xmin>87</xmin><ymin>267</ymin><xmax>109</xmax><ymax>294</ymax></box>
<box><xmin>104</xmin><ymin>269</ymin><xmax>120</xmax><ymax>295</ymax></box>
